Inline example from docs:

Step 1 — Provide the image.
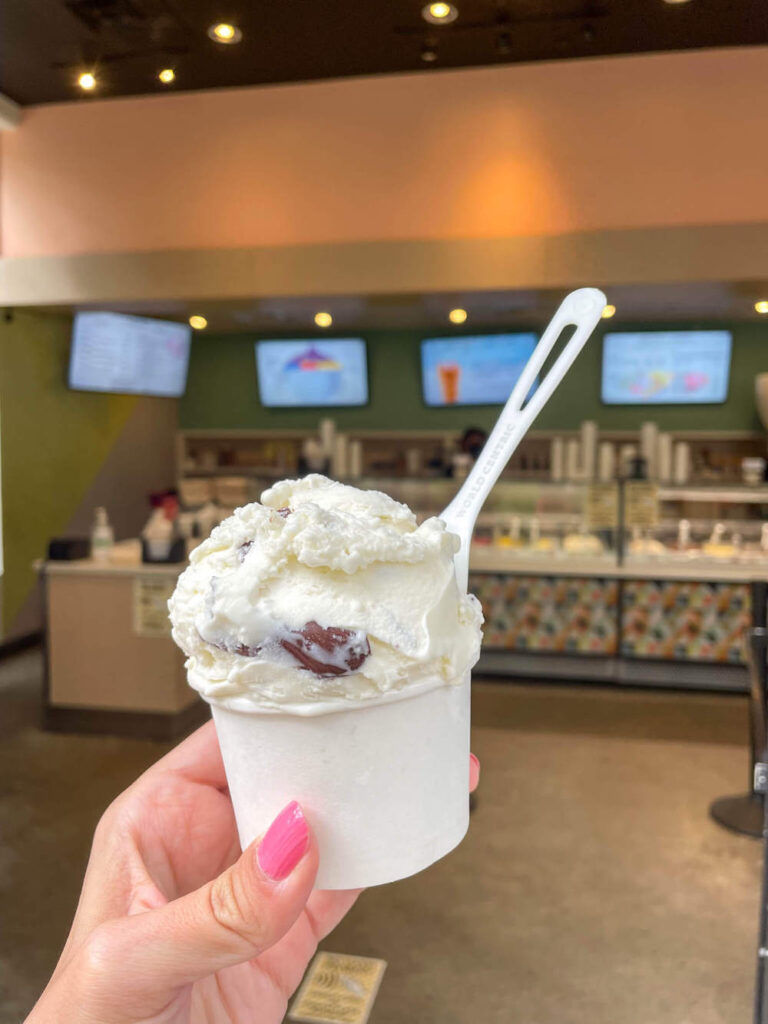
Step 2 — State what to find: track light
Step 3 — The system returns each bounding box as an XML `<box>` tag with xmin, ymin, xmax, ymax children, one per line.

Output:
<box><xmin>421</xmin><ymin>37</ymin><xmax>438</xmax><ymax>62</ymax></box>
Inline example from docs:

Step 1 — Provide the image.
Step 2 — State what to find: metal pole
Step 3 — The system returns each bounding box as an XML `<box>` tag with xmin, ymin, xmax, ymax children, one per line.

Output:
<box><xmin>710</xmin><ymin>628</ymin><xmax>768</xmax><ymax>836</ymax></box>
<box><xmin>755</xmin><ymin>770</ymin><xmax>768</xmax><ymax>1022</ymax></box>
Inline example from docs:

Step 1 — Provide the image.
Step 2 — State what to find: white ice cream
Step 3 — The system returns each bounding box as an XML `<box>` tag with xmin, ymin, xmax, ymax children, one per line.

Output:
<box><xmin>169</xmin><ymin>475</ymin><xmax>483</xmax><ymax>714</ymax></box>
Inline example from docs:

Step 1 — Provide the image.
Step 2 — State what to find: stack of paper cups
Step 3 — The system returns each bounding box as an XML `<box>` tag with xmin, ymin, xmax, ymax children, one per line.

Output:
<box><xmin>657</xmin><ymin>433</ymin><xmax>673</xmax><ymax>483</ymax></box>
<box><xmin>640</xmin><ymin>422</ymin><xmax>658</xmax><ymax>479</ymax></box>
<box><xmin>580</xmin><ymin>421</ymin><xmax>598</xmax><ymax>481</ymax></box>
<box><xmin>319</xmin><ymin>418</ymin><xmax>336</xmax><ymax>458</ymax></box>
<box><xmin>332</xmin><ymin>435</ymin><xmax>349</xmax><ymax>480</ymax></box>
<box><xmin>673</xmin><ymin>441</ymin><xmax>691</xmax><ymax>484</ymax></box>
<box><xmin>550</xmin><ymin>437</ymin><xmax>564</xmax><ymax>481</ymax></box>
<box><xmin>598</xmin><ymin>442</ymin><xmax>615</xmax><ymax>482</ymax></box>
<box><xmin>348</xmin><ymin>440</ymin><xmax>364</xmax><ymax>479</ymax></box>
<box><xmin>565</xmin><ymin>439</ymin><xmax>581</xmax><ymax>481</ymax></box>
<box><xmin>211</xmin><ymin>674</ymin><xmax>471</xmax><ymax>890</ymax></box>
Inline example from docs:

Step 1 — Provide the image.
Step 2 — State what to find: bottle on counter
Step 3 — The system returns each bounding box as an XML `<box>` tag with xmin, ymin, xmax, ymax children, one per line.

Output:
<box><xmin>91</xmin><ymin>507</ymin><xmax>114</xmax><ymax>562</ymax></box>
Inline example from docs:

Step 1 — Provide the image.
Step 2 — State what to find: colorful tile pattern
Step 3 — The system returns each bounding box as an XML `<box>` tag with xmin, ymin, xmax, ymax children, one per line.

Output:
<box><xmin>621</xmin><ymin>579</ymin><xmax>750</xmax><ymax>664</ymax></box>
<box><xmin>469</xmin><ymin>574</ymin><xmax>619</xmax><ymax>655</ymax></box>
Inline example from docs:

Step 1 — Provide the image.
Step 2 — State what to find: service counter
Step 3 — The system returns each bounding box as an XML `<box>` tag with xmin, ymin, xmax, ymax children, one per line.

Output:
<box><xmin>470</xmin><ymin>550</ymin><xmax>761</xmax><ymax>692</ymax></box>
<box><xmin>41</xmin><ymin>558</ymin><xmax>205</xmax><ymax>737</ymax></box>
<box><xmin>41</xmin><ymin>476</ymin><xmax>766</xmax><ymax>738</ymax></box>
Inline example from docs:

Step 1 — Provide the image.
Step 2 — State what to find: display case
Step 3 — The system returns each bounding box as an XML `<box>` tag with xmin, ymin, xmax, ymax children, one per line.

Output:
<box><xmin>175</xmin><ymin>429</ymin><xmax>765</xmax><ymax>693</ymax></box>
<box><xmin>467</xmin><ymin>481</ymin><xmax>766</xmax><ymax>692</ymax></box>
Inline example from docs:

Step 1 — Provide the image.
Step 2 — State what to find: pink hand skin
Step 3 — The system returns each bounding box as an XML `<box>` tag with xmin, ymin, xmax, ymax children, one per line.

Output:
<box><xmin>258</xmin><ymin>801</ymin><xmax>310</xmax><ymax>881</ymax></box>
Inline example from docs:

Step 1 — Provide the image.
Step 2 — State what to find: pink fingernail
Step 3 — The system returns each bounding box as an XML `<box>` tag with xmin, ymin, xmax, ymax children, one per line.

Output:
<box><xmin>470</xmin><ymin>753</ymin><xmax>479</xmax><ymax>771</ymax></box>
<box><xmin>257</xmin><ymin>801</ymin><xmax>309</xmax><ymax>881</ymax></box>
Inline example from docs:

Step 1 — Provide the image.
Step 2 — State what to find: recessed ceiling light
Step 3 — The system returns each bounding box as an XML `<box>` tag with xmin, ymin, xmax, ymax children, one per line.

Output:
<box><xmin>601</xmin><ymin>304</ymin><xmax>616</xmax><ymax>319</ymax></box>
<box><xmin>448</xmin><ymin>308</ymin><xmax>467</xmax><ymax>324</ymax></box>
<box><xmin>755</xmin><ymin>301</ymin><xmax>768</xmax><ymax>315</ymax></box>
<box><xmin>314</xmin><ymin>311</ymin><xmax>333</xmax><ymax>328</ymax></box>
<box><xmin>158</xmin><ymin>68</ymin><xmax>175</xmax><ymax>84</ymax></box>
<box><xmin>77</xmin><ymin>72</ymin><xmax>97</xmax><ymax>91</ymax></box>
<box><xmin>422</xmin><ymin>3</ymin><xmax>458</xmax><ymax>24</ymax></box>
<box><xmin>208</xmin><ymin>22</ymin><xmax>242</xmax><ymax>44</ymax></box>
<box><xmin>496</xmin><ymin>31</ymin><xmax>512</xmax><ymax>56</ymax></box>
<box><xmin>189</xmin><ymin>315</ymin><xmax>208</xmax><ymax>330</ymax></box>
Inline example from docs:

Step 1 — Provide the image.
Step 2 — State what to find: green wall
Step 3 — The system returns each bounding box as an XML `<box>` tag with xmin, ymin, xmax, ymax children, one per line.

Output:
<box><xmin>180</xmin><ymin>322</ymin><xmax>768</xmax><ymax>433</ymax></box>
<box><xmin>0</xmin><ymin>311</ymin><xmax>138</xmax><ymax>632</ymax></box>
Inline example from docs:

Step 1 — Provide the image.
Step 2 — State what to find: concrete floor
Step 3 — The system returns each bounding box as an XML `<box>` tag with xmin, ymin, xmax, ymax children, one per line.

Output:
<box><xmin>0</xmin><ymin>649</ymin><xmax>762</xmax><ymax>1023</ymax></box>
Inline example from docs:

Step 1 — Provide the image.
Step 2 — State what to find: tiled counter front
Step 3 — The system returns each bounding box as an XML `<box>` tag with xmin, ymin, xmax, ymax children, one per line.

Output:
<box><xmin>621</xmin><ymin>579</ymin><xmax>751</xmax><ymax>664</ymax></box>
<box><xmin>469</xmin><ymin>574</ymin><xmax>619</xmax><ymax>655</ymax></box>
<box><xmin>470</xmin><ymin>572</ymin><xmax>752</xmax><ymax>666</ymax></box>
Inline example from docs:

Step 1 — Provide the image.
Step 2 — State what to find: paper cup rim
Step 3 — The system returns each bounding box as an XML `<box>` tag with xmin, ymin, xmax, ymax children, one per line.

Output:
<box><xmin>201</xmin><ymin>672</ymin><xmax>467</xmax><ymax>717</ymax></box>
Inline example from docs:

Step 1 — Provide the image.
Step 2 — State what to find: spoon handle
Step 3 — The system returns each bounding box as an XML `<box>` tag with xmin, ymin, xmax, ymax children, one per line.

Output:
<box><xmin>442</xmin><ymin>286</ymin><xmax>606</xmax><ymax>588</ymax></box>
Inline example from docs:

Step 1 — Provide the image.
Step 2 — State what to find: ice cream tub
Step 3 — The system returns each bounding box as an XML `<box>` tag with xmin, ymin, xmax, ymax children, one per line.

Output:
<box><xmin>169</xmin><ymin>475</ymin><xmax>483</xmax><ymax>890</ymax></box>
<box><xmin>211</xmin><ymin>673</ymin><xmax>470</xmax><ymax>890</ymax></box>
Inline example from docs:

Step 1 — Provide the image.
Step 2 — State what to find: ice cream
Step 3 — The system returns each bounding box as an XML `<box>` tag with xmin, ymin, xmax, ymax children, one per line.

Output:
<box><xmin>169</xmin><ymin>474</ymin><xmax>483</xmax><ymax>715</ymax></box>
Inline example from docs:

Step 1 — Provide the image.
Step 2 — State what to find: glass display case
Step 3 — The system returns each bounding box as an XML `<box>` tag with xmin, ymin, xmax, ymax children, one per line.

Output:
<box><xmin>175</xmin><ymin>433</ymin><xmax>764</xmax><ymax>692</ymax></box>
<box><xmin>464</xmin><ymin>480</ymin><xmax>764</xmax><ymax>692</ymax></box>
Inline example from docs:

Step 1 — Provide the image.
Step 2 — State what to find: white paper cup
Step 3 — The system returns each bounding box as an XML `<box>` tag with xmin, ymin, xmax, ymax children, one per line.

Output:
<box><xmin>211</xmin><ymin>675</ymin><xmax>470</xmax><ymax>890</ymax></box>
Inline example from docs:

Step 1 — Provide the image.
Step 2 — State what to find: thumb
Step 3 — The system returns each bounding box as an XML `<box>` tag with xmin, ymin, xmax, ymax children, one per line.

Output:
<box><xmin>88</xmin><ymin>801</ymin><xmax>317</xmax><ymax>998</ymax></box>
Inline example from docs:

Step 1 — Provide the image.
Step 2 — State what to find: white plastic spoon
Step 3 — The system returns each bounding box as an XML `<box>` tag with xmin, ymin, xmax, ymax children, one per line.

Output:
<box><xmin>441</xmin><ymin>286</ymin><xmax>607</xmax><ymax>589</ymax></box>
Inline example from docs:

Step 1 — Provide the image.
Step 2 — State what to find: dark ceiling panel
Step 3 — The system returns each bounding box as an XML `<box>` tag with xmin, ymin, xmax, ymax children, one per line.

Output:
<box><xmin>1</xmin><ymin>0</ymin><xmax>767</xmax><ymax>106</ymax></box>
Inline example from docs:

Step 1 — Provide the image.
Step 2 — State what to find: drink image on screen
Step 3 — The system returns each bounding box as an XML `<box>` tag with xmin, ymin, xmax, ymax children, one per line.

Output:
<box><xmin>437</xmin><ymin>362</ymin><xmax>461</xmax><ymax>403</ymax></box>
<box><xmin>420</xmin><ymin>334</ymin><xmax>538</xmax><ymax>406</ymax></box>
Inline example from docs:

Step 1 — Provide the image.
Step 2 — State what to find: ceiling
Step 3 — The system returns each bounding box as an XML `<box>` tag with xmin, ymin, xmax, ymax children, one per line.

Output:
<box><xmin>48</xmin><ymin>280</ymin><xmax>768</xmax><ymax>333</ymax></box>
<box><xmin>2</xmin><ymin>0</ymin><xmax>768</xmax><ymax>106</ymax></box>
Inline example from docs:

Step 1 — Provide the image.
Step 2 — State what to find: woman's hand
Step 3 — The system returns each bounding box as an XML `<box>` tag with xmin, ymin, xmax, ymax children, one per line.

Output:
<box><xmin>27</xmin><ymin>721</ymin><xmax>481</xmax><ymax>1024</ymax></box>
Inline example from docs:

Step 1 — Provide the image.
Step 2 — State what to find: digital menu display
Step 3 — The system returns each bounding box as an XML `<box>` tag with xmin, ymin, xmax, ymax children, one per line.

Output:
<box><xmin>601</xmin><ymin>330</ymin><xmax>732</xmax><ymax>405</ymax></box>
<box><xmin>420</xmin><ymin>334</ymin><xmax>538</xmax><ymax>406</ymax></box>
<box><xmin>69</xmin><ymin>312</ymin><xmax>191</xmax><ymax>397</ymax></box>
<box><xmin>255</xmin><ymin>339</ymin><xmax>368</xmax><ymax>407</ymax></box>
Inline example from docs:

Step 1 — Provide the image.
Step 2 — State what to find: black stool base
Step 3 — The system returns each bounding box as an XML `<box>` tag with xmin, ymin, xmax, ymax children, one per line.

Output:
<box><xmin>710</xmin><ymin>793</ymin><xmax>764</xmax><ymax>838</ymax></box>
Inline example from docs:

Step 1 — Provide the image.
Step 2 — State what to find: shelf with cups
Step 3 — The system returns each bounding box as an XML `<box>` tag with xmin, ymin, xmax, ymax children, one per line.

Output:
<box><xmin>177</xmin><ymin>427</ymin><xmax>767</xmax><ymax>493</ymax></box>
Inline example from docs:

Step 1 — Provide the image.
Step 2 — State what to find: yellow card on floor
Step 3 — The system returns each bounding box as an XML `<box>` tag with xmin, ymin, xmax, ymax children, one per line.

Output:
<box><xmin>289</xmin><ymin>952</ymin><xmax>387</xmax><ymax>1024</ymax></box>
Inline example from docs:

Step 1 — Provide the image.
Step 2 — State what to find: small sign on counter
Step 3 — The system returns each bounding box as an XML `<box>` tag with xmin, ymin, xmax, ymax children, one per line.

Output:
<box><xmin>584</xmin><ymin>483</ymin><xmax>619</xmax><ymax>529</ymax></box>
<box><xmin>624</xmin><ymin>481</ymin><xmax>660</xmax><ymax>527</ymax></box>
<box><xmin>132</xmin><ymin>577</ymin><xmax>176</xmax><ymax>637</ymax></box>
<box><xmin>289</xmin><ymin>952</ymin><xmax>387</xmax><ymax>1024</ymax></box>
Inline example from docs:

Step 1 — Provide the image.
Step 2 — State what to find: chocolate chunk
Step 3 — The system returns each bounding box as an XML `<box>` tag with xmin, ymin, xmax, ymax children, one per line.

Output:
<box><xmin>279</xmin><ymin>621</ymin><xmax>370</xmax><ymax>677</ymax></box>
<box><xmin>276</xmin><ymin>507</ymin><xmax>292</xmax><ymax>518</ymax></box>
<box><xmin>205</xmin><ymin>619</ymin><xmax>370</xmax><ymax>678</ymax></box>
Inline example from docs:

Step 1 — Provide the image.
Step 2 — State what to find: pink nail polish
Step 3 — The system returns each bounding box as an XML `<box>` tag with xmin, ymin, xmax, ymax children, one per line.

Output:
<box><xmin>258</xmin><ymin>801</ymin><xmax>309</xmax><ymax>881</ymax></box>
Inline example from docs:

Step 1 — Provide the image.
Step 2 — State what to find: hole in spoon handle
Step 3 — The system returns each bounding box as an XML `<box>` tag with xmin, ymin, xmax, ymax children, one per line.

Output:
<box><xmin>442</xmin><ymin>287</ymin><xmax>606</xmax><ymax>581</ymax></box>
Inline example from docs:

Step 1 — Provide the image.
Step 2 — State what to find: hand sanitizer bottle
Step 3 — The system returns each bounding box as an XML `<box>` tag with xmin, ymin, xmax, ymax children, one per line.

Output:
<box><xmin>91</xmin><ymin>507</ymin><xmax>114</xmax><ymax>562</ymax></box>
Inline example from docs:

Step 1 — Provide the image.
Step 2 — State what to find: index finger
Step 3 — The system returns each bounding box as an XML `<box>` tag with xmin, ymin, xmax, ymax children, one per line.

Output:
<box><xmin>146</xmin><ymin>716</ymin><xmax>228</xmax><ymax>790</ymax></box>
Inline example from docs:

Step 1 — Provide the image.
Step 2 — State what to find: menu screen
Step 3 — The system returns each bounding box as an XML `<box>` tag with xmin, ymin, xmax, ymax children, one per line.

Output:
<box><xmin>421</xmin><ymin>334</ymin><xmax>538</xmax><ymax>406</ymax></box>
<box><xmin>69</xmin><ymin>312</ymin><xmax>191</xmax><ymax>396</ymax></box>
<box><xmin>602</xmin><ymin>330</ymin><xmax>732</xmax><ymax>404</ymax></box>
<box><xmin>256</xmin><ymin>339</ymin><xmax>368</xmax><ymax>407</ymax></box>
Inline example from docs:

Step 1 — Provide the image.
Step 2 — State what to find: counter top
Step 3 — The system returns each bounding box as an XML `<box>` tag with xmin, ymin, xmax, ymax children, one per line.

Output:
<box><xmin>41</xmin><ymin>558</ymin><xmax>185</xmax><ymax>578</ymax></box>
<box><xmin>40</xmin><ymin>542</ymin><xmax>768</xmax><ymax>583</ymax></box>
<box><xmin>468</xmin><ymin>547</ymin><xmax>768</xmax><ymax>582</ymax></box>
